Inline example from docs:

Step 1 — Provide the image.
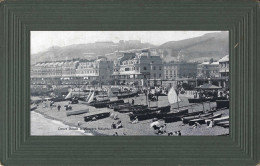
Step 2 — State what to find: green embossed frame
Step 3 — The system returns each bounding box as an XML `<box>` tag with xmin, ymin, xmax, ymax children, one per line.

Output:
<box><xmin>0</xmin><ymin>0</ymin><xmax>259</xmax><ymax>165</ymax></box>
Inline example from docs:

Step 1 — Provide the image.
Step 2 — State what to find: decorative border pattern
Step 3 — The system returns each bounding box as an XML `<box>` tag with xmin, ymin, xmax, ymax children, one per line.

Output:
<box><xmin>0</xmin><ymin>0</ymin><xmax>259</xmax><ymax>165</ymax></box>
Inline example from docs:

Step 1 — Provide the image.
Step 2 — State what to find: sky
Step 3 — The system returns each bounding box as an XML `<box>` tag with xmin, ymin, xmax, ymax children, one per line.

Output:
<box><xmin>31</xmin><ymin>31</ymin><xmax>221</xmax><ymax>54</ymax></box>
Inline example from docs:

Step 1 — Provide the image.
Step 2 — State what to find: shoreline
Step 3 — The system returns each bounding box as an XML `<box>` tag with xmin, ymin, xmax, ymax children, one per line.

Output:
<box><xmin>31</xmin><ymin>95</ymin><xmax>229</xmax><ymax>136</ymax></box>
<box><xmin>31</xmin><ymin>111</ymin><xmax>99</xmax><ymax>136</ymax></box>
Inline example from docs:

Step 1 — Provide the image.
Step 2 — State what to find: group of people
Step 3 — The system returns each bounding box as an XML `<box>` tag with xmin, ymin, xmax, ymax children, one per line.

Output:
<box><xmin>111</xmin><ymin>120</ymin><xmax>123</xmax><ymax>129</ymax></box>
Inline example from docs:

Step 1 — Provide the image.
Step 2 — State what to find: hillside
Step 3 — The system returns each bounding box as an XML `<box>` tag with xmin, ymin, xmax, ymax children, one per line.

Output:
<box><xmin>157</xmin><ymin>31</ymin><xmax>229</xmax><ymax>62</ymax></box>
<box><xmin>31</xmin><ymin>41</ymin><xmax>154</xmax><ymax>64</ymax></box>
<box><xmin>31</xmin><ymin>32</ymin><xmax>229</xmax><ymax>64</ymax></box>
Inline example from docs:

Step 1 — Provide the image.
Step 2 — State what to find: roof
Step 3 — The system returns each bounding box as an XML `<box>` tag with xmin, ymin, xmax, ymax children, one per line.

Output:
<box><xmin>219</xmin><ymin>55</ymin><xmax>229</xmax><ymax>62</ymax></box>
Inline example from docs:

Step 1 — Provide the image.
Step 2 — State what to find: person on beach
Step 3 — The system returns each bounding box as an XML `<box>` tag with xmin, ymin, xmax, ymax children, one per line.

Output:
<box><xmin>163</xmin><ymin>124</ymin><xmax>167</xmax><ymax>133</ymax></box>
<box><xmin>132</xmin><ymin>99</ymin><xmax>135</xmax><ymax>105</ymax></box>
<box><xmin>57</xmin><ymin>104</ymin><xmax>61</xmax><ymax>111</ymax></box>
<box><xmin>50</xmin><ymin>102</ymin><xmax>53</xmax><ymax>110</ymax></box>
<box><xmin>113</xmin><ymin>114</ymin><xmax>118</xmax><ymax>120</ymax></box>
<box><xmin>111</xmin><ymin>122</ymin><xmax>116</xmax><ymax>129</ymax></box>
<box><xmin>177</xmin><ymin>130</ymin><xmax>182</xmax><ymax>136</ymax></box>
<box><xmin>113</xmin><ymin>132</ymin><xmax>118</xmax><ymax>136</ymax></box>
<box><xmin>131</xmin><ymin>116</ymin><xmax>138</xmax><ymax>124</ymax></box>
<box><xmin>207</xmin><ymin>119</ymin><xmax>214</xmax><ymax>128</ymax></box>
<box><xmin>110</xmin><ymin>113</ymin><xmax>114</xmax><ymax>119</ymax></box>
<box><xmin>116</xmin><ymin>121</ymin><xmax>123</xmax><ymax>129</ymax></box>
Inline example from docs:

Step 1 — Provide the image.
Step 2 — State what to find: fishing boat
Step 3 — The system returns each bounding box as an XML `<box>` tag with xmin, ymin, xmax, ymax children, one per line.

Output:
<box><xmin>66</xmin><ymin>109</ymin><xmax>89</xmax><ymax>116</ymax></box>
<box><xmin>213</xmin><ymin>116</ymin><xmax>229</xmax><ymax>124</ymax></box>
<box><xmin>130</xmin><ymin>108</ymin><xmax>188</xmax><ymax>121</ymax></box>
<box><xmin>91</xmin><ymin>100</ymin><xmax>124</xmax><ymax>108</ymax></box>
<box><xmin>113</xmin><ymin>103</ymin><xmax>132</xmax><ymax>111</ymax></box>
<box><xmin>117</xmin><ymin>91</ymin><xmax>139</xmax><ymax>99</ymax></box>
<box><xmin>188</xmin><ymin>118</ymin><xmax>206</xmax><ymax>126</ymax></box>
<box><xmin>117</xmin><ymin>105</ymin><xmax>148</xmax><ymax>113</ymax></box>
<box><xmin>108</xmin><ymin>102</ymin><xmax>130</xmax><ymax>109</ymax></box>
<box><xmin>215</xmin><ymin>121</ymin><xmax>229</xmax><ymax>126</ymax></box>
<box><xmin>204</xmin><ymin>113</ymin><xmax>223</xmax><ymax>125</ymax></box>
<box><xmin>188</xmin><ymin>97</ymin><xmax>227</xmax><ymax>103</ymax></box>
<box><xmin>216</xmin><ymin>100</ymin><xmax>229</xmax><ymax>109</ymax></box>
<box><xmin>132</xmin><ymin>105</ymin><xmax>170</xmax><ymax>114</ymax></box>
<box><xmin>182</xmin><ymin>112</ymin><xmax>213</xmax><ymax>124</ymax></box>
<box><xmin>84</xmin><ymin>111</ymin><xmax>110</xmax><ymax>122</ymax></box>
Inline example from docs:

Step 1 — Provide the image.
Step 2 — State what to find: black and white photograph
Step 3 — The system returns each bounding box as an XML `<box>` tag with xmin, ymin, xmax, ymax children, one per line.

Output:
<box><xmin>30</xmin><ymin>31</ymin><xmax>229</xmax><ymax>136</ymax></box>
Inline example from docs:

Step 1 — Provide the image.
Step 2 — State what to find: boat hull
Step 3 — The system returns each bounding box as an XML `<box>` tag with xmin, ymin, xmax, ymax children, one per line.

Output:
<box><xmin>117</xmin><ymin>92</ymin><xmax>139</xmax><ymax>99</ymax></box>
<box><xmin>84</xmin><ymin>112</ymin><xmax>110</xmax><ymax>122</ymax></box>
<box><xmin>66</xmin><ymin>109</ymin><xmax>89</xmax><ymax>116</ymax></box>
<box><xmin>188</xmin><ymin>97</ymin><xmax>227</xmax><ymax>103</ymax></box>
<box><xmin>216</xmin><ymin>100</ymin><xmax>229</xmax><ymax>109</ymax></box>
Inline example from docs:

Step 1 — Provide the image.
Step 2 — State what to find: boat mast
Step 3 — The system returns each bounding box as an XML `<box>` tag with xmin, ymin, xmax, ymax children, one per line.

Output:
<box><xmin>176</xmin><ymin>80</ymin><xmax>180</xmax><ymax>110</ymax></box>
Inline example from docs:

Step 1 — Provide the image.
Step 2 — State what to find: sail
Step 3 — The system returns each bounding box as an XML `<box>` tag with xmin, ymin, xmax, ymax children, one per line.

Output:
<box><xmin>107</xmin><ymin>88</ymin><xmax>114</xmax><ymax>98</ymax></box>
<box><xmin>87</xmin><ymin>91</ymin><xmax>95</xmax><ymax>103</ymax></box>
<box><xmin>85</xmin><ymin>91</ymin><xmax>93</xmax><ymax>102</ymax></box>
<box><xmin>65</xmin><ymin>90</ymin><xmax>72</xmax><ymax>99</ymax></box>
<box><xmin>168</xmin><ymin>87</ymin><xmax>181</xmax><ymax>105</ymax></box>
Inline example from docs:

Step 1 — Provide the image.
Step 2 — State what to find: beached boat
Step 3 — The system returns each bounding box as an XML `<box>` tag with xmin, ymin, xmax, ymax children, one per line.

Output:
<box><xmin>66</xmin><ymin>109</ymin><xmax>89</xmax><ymax>116</ymax></box>
<box><xmin>164</xmin><ymin>110</ymin><xmax>206</xmax><ymax>123</ymax></box>
<box><xmin>188</xmin><ymin>118</ymin><xmax>206</xmax><ymax>126</ymax></box>
<box><xmin>108</xmin><ymin>102</ymin><xmax>130</xmax><ymax>109</ymax></box>
<box><xmin>182</xmin><ymin>112</ymin><xmax>213</xmax><ymax>124</ymax></box>
<box><xmin>188</xmin><ymin>97</ymin><xmax>227</xmax><ymax>103</ymax></box>
<box><xmin>117</xmin><ymin>105</ymin><xmax>148</xmax><ymax>113</ymax></box>
<box><xmin>213</xmin><ymin>116</ymin><xmax>229</xmax><ymax>124</ymax></box>
<box><xmin>50</xmin><ymin>97</ymin><xmax>68</xmax><ymax>102</ymax></box>
<box><xmin>113</xmin><ymin>103</ymin><xmax>132</xmax><ymax>111</ymax></box>
<box><xmin>90</xmin><ymin>100</ymin><xmax>124</xmax><ymax>108</ymax></box>
<box><xmin>130</xmin><ymin>108</ymin><xmax>188</xmax><ymax>121</ymax></box>
<box><xmin>215</xmin><ymin>121</ymin><xmax>229</xmax><ymax>128</ymax></box>
<box><xmin>84</xmin><ymin>111</ymin><xmax>110</xmax><ymax>122</ymax></box>
<box><xmin>132</xmin><ymin>105</ymin><xmax>170</xmax><ymax>114</ymax></box>
<box><xmin>117</xmin><ymin>92</ymin><xmax>139</xmax><ymax>99</ymax></box>
<box><xmin>204</xmin><ymin>113</ymin><xmax>223</xmax><ymax>125</ymax></box>
<box><xmin>215</xmin><ymin>121</ymin><xmax>229</xmax><ymax>125</ymax></box>
<box><xmin>216</xmin><ymin>100</ymin><xmax>229</xmax><ymax>109</ymax></box>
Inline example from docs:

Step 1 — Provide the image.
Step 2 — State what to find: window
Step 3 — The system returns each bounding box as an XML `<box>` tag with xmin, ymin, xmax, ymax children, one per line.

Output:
<box><xmin>143</xmin><ymin>67</ymin><xmax>147</xmax><ymax>70</ymax></box>
<box><xmin>153</xmin><ymin>66</ymin><xmax>156</xmax><ymax>70</ymax></box>
<box><xmin>154</xmin><ymin>73</ymin><xmax>156</xmax><ymax>78</ymax></box>
<box><xmin>125</xmin><ymin>68</ymin><xmax>130</xmax><ymax>71</ymax></box>
<box><xmin>159</xmin><ymin>74</ymin><xmax>161</xmax><ymax>78</ymax></box>
<box><xmin>159</xmin><ymin>66</ymin><xmax>162</xmax><ymax>70</ymax></box>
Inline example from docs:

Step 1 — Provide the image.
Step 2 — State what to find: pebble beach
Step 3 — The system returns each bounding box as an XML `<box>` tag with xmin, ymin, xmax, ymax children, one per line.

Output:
<box><xmin>31</xmin><ymin>94</ymin><xmax>229</xmax><ymax>136</ymax></box>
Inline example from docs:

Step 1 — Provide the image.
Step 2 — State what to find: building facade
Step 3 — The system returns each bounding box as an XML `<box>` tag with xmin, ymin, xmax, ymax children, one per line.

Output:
<box><xmin>197</xmin><ymin>60</ymin><xmax>220</xmax><ymax>79</ymax></box>
<box><xmin>219</xmin><ymin>55</ymin><xmax>229</xmax><ymax>88</ymax></box>
<box><xmin>112</xmin><ymin>50</ymin><xmax>164</xmax><ymax>86</ymax></box>
<box><xmin>164</xmin><ymin>62</ymin><xmax>198</xmax><ymax>80</ymax></box>
<box><xmin>31</xmin><ymin>58</ymin><xmax>114</xmax><ymax>85</ymax></box>
<box><xmin>76</xmin><ymin>58</ymin><xmax>114</xmax><ymax>85</ymax></box>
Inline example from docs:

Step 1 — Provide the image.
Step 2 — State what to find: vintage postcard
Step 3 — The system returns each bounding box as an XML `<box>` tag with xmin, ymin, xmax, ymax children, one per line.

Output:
<box><xmin>30</xmin><ymin>31</ymin><xmax>229</xmax><ymax>136</ymax></box>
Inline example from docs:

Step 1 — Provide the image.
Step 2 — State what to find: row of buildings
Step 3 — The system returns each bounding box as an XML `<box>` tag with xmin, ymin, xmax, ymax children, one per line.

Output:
<box><xmin>31</xmin><ymin>50</ymin><xmax>229</xmax><ymax>88</ymax></box>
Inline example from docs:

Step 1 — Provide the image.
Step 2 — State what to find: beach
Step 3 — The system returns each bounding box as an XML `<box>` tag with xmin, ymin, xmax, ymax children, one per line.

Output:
<box><xmin>31</xmin><ymin>94</ymin><xmax>229</xmax><ymax>136</ymax></box>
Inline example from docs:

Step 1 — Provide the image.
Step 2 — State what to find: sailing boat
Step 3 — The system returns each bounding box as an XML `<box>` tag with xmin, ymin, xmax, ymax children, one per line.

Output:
<box><xmin>167</xmin><ymin>87</ymin><xmax>181</xmax><ymax>106</ymax></box>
